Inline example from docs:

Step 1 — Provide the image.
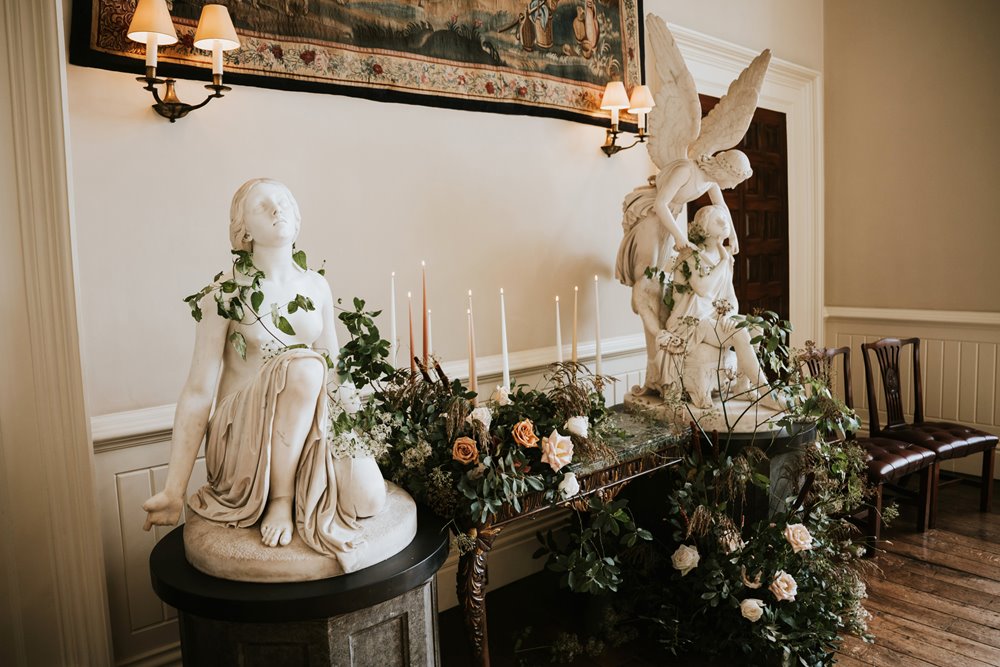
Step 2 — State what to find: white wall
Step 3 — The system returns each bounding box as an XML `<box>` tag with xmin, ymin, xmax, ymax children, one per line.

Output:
<box><xmin>67</xmin><ymin>0</ymin><xmax>823</xmax><ymax>418</ymax></box>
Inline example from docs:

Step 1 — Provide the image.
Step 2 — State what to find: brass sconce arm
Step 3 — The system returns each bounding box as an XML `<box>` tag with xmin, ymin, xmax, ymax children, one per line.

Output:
<box><xmin>137</xmin><ymin>68</ymin><xmax>231</xmax><ymax>122</ymax></box>
<box><xmin>601</xmin><ymin>127</ymin><xmax>650</xmax><ymax>157</ymax></box>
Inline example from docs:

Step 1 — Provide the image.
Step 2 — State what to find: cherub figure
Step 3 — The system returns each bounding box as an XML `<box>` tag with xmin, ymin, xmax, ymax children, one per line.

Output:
<box><xmin>616</xmin><ymin>14</ymin><xmax>770</xmax><ymax>396</ymax></box>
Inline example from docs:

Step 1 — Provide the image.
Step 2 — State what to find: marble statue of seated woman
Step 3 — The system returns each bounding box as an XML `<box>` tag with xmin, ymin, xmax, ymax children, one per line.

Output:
<box><xmin>653</xmin><ymin>204</ymin><xmax>782</xmax><ymax>412</ymax></box>
<box><xmin>141</xmin><ymin>178</ymin><xmax>388</xmax><ymax>573</ymax></box>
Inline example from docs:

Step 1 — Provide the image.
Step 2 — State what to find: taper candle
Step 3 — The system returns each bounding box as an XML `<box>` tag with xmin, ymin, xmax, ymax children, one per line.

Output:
<box><xmin>467</xmin><ymin>307</ymin><xmax>478</xmax><ymax>405</ymax></box>
<box><xmin>421</xmin><ymin>261</ymin><xmax>428</xmax><ymax>366</ymax></box>
<box><xmin>555</xmin><ymin>296</ymin><xmax>563</xmax><ymax>363</ymax></box>
<box><xmin>500</xmin><ymin>288</ymin><xmax>510</xmax><ymax>389</ymax></box>
<box><xmin>427</xmin><ymin>309</ymin><xmax>433</xmax><ymax>358</ymax></box>
<box><xmin>594</xmin><ymin>275</ymin><xmax>602</xmax><ymax>376</ymax></box>
<box><xmin>390</xmin><ymin>272</ymin><xmax>398</xmax><ymax>367</ymax></box>
<box><xmin>408</xmin><ymin>291</ymin><xmax>416</xmax><ymax>374</ymax></box>
<box><xmin>572</xmin><ymin>285</ymin><xmax>579</xmax><ymax>363</ymax></box>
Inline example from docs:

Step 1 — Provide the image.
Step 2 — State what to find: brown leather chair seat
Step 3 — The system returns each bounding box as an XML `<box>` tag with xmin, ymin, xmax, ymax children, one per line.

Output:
<box><xmin>862</xmin><ymin>437</ymin><xmax>936</xmax><ymax>483</ymax></box>
<box><xmin>884</xmin><ymin>422</ymin><xmax>997</xmax><ymax>461</ymax></box>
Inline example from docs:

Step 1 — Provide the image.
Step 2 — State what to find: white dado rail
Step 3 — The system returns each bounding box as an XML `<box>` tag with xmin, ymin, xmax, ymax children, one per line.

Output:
<box><xmin>91</xmin><ymin>337</ymin><xmax>647</xmax><ymax>666</ymax></box>
<box><xmin>824</xmin><ymin>306</ymin><xmax>1000</xmax><ymax>480</ymax></box>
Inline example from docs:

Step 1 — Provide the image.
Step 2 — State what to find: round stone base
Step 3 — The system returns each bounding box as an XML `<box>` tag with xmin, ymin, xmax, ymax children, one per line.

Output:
<box><xmin>183</xmin><ymin>481</ymin><xmax>418</xmax><ymax>583</ymax></box>
<box><xmin>623</xmin><ymin>386</ymin><xmax>784</xmax><ymax>433</ymax></box>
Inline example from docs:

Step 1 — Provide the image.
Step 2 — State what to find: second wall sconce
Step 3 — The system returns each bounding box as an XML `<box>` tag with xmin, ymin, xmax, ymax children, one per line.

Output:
<box><xmin>600</xmin><ymin>82</ymin><xmax>655</xmax><ymax>157</ymax></box>
<box><xmin>127</xmin><ymin>0</ymin><xmax>241</xmax><ymax>122</ymax></box>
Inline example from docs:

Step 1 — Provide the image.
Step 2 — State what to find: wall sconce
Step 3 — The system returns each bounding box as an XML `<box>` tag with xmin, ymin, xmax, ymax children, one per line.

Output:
<box><xmin>600</xmin><ymin>82</ymin><xmax>656</xmax><ymax>157</ymax></box>
<box><xmin>127</xmin><ymin>0</ymin><xmax>241</xmax><ymax>122</ymax></box>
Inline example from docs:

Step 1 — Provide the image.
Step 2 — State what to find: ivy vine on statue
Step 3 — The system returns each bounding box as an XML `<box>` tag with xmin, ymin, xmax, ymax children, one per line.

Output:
<box><xmin>141</xmin><ymin>178</ymin><xmax>416</xmax><ymax>582</ymax></box>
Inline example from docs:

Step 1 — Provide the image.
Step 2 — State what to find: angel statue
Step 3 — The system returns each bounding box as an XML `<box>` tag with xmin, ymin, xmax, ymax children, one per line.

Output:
<box><xmin>615</xmin><ymin>14</ymin><xmax>770</xmax><ymax>399</ymax></box>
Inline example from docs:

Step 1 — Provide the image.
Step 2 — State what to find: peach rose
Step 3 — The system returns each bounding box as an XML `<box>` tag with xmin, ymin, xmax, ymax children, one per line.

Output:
<box><xmin>540</xmin><ymin>428</ymin><xmax>574</xmax><ymax>472</ymax></box>
<box><xmin>452</xmin><ymin>436</ymin><xmax>478</xmax><ymax>465</ymax></box>
<box><xmin>739</xmin><ymin>598</ymin><xmax>765</xmax><ymax>622</ymax></box>
<box><xmin>512</xmin><ymin>419</ymin><xmax>539</xmax><ymax>448</ymax></box>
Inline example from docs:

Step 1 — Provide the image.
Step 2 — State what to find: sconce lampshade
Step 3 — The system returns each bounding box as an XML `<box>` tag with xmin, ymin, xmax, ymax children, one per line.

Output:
<box><xmin>600</xmin><ymin>81</ymin><xmax>630</xmax><ymax>110</ymax></box>
<box><xmin>193</xmin><ymin>4</ymin><xmax>241</xmax><ymax>51</ymax></box>
<box><xmin>628</xmin><ymin>85</ymin><xmax>655</xmax><ymax>114</ymax></box>
<box><xmin>127</xmin><ymin>0</ymin><xmax>178</xmax><ymax>46</ymax></box>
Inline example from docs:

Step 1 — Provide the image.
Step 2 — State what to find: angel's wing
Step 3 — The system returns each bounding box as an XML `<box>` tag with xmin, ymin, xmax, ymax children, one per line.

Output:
<box><xmin>645</xmin><ymin>15</ymin><xmax>701</xmax><ymax>170</ymax></box>
<box><xmin>688</xmin><ymin>50</ymin><xmax>771</xmax><ymax>159</ymax></box>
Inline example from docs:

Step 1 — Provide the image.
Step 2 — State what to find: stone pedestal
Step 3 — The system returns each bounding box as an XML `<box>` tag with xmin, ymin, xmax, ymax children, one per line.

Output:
<box><xmin>149</xmin><ymin>509</ymin><xmax>449</xmax><ymax>667</ymax></box>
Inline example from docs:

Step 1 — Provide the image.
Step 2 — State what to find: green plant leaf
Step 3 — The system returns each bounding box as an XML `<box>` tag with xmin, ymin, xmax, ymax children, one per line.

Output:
<box><xmin>292</xmin><ymin>249</ymin><xmax>307</xmax><ymax>270</ymax></box>
<box><xmin>229</xmin><ymin>331</ymin><xmax>247</xmax><ymax>360</ymax></box>
<box><xmin>277</xmin><ymin>316</ymin><xmax>295</xmax><ymax>336</ymax></box>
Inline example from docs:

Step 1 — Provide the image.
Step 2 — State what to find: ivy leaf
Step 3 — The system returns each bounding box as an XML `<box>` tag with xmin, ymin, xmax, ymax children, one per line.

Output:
<box><xmin>270</xmin><ymin>303</ymin><xmax>280</xmax><ymax>328</ymax></box>
<box><xmin>292</xmin><ymin>249</ymin><xmax>308</xmax><ymax>271</ymax></box>
<box><xmin>251</xmin><ymin>290</ymin><xmax>264</xmax><ymax>313</ymax></box>
<box><xmin>229</xmin><ymin>331</ymin><xmax>247</xmax><ymax>360</ymax></box>
<box><xmin>276</xmin><ymin>316</ymin><xmax>296</xmax><ymax>336</ymax></box>
<box><xmin>288</xmin><ymin>300</ymin><xmax>299</xmax><ymax>314</ymax></box>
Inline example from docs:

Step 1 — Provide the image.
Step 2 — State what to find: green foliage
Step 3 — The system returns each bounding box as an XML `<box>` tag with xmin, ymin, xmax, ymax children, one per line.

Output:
<box><xmin>336</xmin><ymin>297</ymin><xmax>394</xmax><ymax>387</ymax></box>
<box><xmin>534</xmin><ymin>495</ymin><xmax>652</xmax><ymax>594</ymax></box>
<box><xmin>183</xmin><ymin>249</ymin><xmax>319</xmax><ymax>358</ymax></box>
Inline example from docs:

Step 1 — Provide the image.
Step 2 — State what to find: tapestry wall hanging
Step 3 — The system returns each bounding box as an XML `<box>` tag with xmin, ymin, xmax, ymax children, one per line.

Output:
<box><xmin>70</xmin><ymin>0</ymin><xmax>644</xmax><ymax>126</ymax></box>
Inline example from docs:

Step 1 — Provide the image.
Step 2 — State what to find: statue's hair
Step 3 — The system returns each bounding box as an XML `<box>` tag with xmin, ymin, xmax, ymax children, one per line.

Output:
<box><xmin>696</xmin><ymin>150</ymin><xmax>752</xmax><ymax>184</ymax></box>
<box><xmin>228</xmin><ymin>178</ymin><xmax>302</xmax><ymax>251</ymax></box>
<box><xmin>688</xmin><ymin>204</ymin><xmax>728</xmax><ymax>244</ymax></box>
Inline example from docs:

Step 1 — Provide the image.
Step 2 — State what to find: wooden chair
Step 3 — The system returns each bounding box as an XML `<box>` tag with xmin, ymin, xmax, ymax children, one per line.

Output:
<box><xmin>861</xmin><ymin>337</ymin><xmax>997</xmax><ymax>528</ymax></box>
<box><xmin>804</xmin><ymin>346</ymin><xmax>936</xmax><ymax>550</ymax></box>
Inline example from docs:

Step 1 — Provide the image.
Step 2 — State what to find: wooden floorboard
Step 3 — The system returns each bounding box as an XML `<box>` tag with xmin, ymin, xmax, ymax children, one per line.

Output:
<box><xmin>837</xmin><ymin>479</ymin><xmax>1000</xmax><ymax>666</ymax></box>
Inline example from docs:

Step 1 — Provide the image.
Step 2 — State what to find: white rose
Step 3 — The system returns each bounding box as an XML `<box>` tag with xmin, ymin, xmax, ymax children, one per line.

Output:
<box><xmin>558</xmin><ymin>472</ymin><xmax>580</xmax><ymax>499</ymax></box>
<box><xmin>769</xmin><ymin>570</ymin><xmax>798</xmax><ymax>602</ymax></box>
<box><xmin>491</xmin><ymin>385</ymin><xmax>512</xmax><ymax>406</ymax></box>
<box><xmin>784</xmin><ymin>523</ymin><xmax>813</xmax><ymax>553</ymax></box>
<box><xmin>671</xmin><ymin>544</ymin><xmax>700</xmax><ymax>576</ymax></box>
<box><xmin>336</xmin><ymin>382</ymin><xmax>362</xmax><ymax>414</ymax></box>
<box><xmin>466</xmin><ymin>406</ymin><xmax>493</xmax><ymax>431</ymax></box>
<box><xmin>739</xmin><ymin>598</ymin><xmax>765</xmax><ymax>622</ymax></box>
<box><xmin>563</xmin><ymin>416</ymin><xmax>589</xmax><ymax>439</ymax></box>
<box><xmin>540</xmin><ymin>429</ymin><xmax>574</xmax><ymax>472</ymax></box>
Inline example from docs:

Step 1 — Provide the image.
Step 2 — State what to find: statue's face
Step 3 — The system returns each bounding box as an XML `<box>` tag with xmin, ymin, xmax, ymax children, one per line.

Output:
<box><xmin>242</xmin><ymin>182</ymin><xmax>300</xmax><ymax>248</ymax></box>
<box><xmin>706</xmin><ymin>211</ymin><xmax>731</xmax><ymax>239</ymax></box>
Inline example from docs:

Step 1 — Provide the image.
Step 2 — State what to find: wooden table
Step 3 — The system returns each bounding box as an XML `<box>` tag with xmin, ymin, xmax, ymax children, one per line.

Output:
<box><xmin>455</xmin><ymin>410</ymin><xmax>686</xmax><ymax>666</ymax></box>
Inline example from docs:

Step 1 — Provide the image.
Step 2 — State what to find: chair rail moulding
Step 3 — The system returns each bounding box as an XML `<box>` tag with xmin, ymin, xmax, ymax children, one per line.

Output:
<box><xmin>90</xmin><ymin>334</ymin><xmax>647</xmax><ymax>451</ymax></box>
<box><xmin>672</xmin><ymin>24</ymin><xmax>823</xmax><ymax>347</ymax></box>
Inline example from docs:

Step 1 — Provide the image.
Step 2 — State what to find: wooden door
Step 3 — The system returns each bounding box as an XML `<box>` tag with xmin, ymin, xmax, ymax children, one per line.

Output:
<box><xmin>688</xmin><ymin>95</ymin><xmax>789</xmax><ymax>319</ymax></box>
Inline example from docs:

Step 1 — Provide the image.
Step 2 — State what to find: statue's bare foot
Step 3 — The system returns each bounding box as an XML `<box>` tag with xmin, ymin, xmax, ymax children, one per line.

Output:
<box><xmin>260</xmin><ymin>496</ymin><xmax>294</xmax><ymax>547</ymax></box>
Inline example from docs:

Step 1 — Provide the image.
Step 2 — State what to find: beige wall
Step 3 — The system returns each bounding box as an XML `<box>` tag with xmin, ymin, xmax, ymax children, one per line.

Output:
<box><xmin>66</xmin><ymin>0</ymin><xmax>823</xmax><ymax>417</ymax></box>
<box><xmin>825</xmin><ymin>0</ymin><xmax>1000</xmax><ymax>312</ymax></box>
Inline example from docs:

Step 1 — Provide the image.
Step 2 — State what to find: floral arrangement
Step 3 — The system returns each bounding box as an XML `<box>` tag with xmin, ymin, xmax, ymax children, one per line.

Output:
<box><xmin>519</xmin><ymin>318</ymin><xmax>883</xmax><ymax>666</ymax></box>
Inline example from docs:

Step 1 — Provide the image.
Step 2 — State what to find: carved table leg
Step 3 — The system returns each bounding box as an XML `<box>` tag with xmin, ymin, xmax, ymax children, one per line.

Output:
<box><xmin>456</xmin><ymin>522</ymin><xmax>501</xmax><ymax>667</ymax></box>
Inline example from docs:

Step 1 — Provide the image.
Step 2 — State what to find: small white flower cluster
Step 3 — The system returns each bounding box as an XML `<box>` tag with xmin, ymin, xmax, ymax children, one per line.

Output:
<box><xmin>402</xmin><ymin>440</ymin><xmax>433</xmax><ymax>469</ymax></box>
<box><xmin>326</xmin><ymin>396</ymin><xmax>393</xmax><ymax>460</ymax></box>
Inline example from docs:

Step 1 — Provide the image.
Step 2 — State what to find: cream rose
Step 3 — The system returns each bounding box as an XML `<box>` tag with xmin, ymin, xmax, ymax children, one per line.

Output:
<box><xmin>491</xmin><ymin>385</ymin><xmax>512</xmax><ymax>406</ymax></box>
<box><xmin>512</xmin><ymin>419</ymin><xmax>539</xmax><ymax>448</ymax></box>
<box><xmin>540</xmin><ymin>429</ymin><xmax>574</xmax><ymax>472</ymax></box>
<box><xmin>558</xmin><ymin>472</ymin><xmax>580</xmax><ymax>499</ymax></box>
<box><xmin>739</xmin><ymin>598</ymin><xmax>765</xmax><ymax>622</ymax></box>
<box><xmin>563</xmin><ymin>416</ymin><xmax>589</xmax><ymax>439</ymax></box>
<box><xmin>769</xmin><ymin>570</ymin><xmax>798</xmax><ymax>602</ymax></box>
<box><xmin>467</xmin><ymin>406</ymin><xmax>492</xmax><ymax>431</ymax></box>
<box><xmin>452</xmin><ymin>436</ymin><xmax>478</xmax><ymax>465</ymax></box>
<box><xmin>335</xmin><ymin>382</ymin><xmax>362</xmax><ymax>415</ymax></box>
<box><xmin>784</xmin><ymin>523</ymin><xmax>814</xmax><ymax>553</ymax></box>
<box><xmin>671</xmin><ymin>544</ymin><xmax>700</xmax><ymax>576</ymax></box>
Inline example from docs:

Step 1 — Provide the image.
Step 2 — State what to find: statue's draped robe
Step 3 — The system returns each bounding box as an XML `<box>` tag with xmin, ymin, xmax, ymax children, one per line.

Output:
<box><xmin>189</xmin><ymin>348</ymin><xmax>364</xmax><ymax>571</ymax></box>
<box><xmin>655</xmin><ymin>248</ymin><xmax>738</xmax><ymax>390</ymax></box>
